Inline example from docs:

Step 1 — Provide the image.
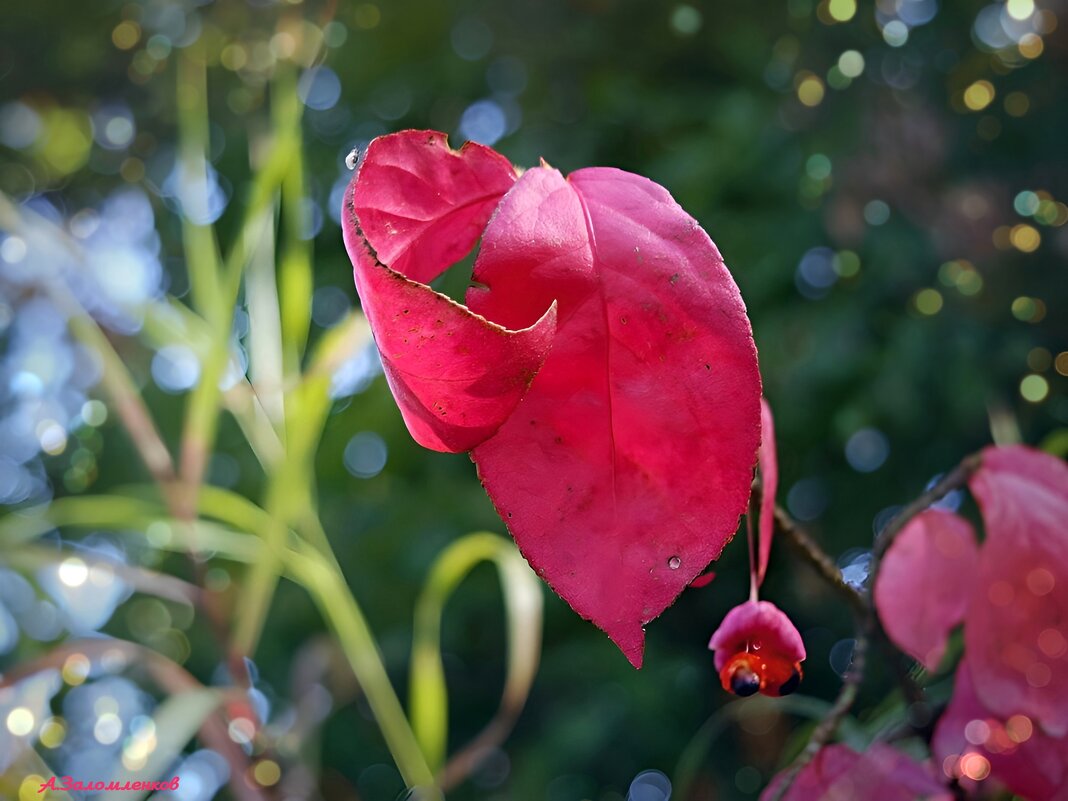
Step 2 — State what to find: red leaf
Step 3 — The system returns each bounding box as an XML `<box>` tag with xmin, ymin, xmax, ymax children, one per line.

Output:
<box><xmin>343</xmin><ymin>130</ymin><xmax>558</xmax><ymax>452</ymax></box>
<box><xmin>689</xmin><ymin>570</ymin><xmax>716</xmax><ymax>589</ymax></box>
<box><xmin>873</xmin><ymin>508</ymin><xmax>978</xmax><ymax>671</ymax></box>
<box><xmin>762</xmin><ymin>744</ymin><xmax>952</xmax><ymax>801</ymax></box>
<box><xmin>966</xmin><ymin>445</ymin><xmax>1068</xmax><ymax>737</ymax></box>
<box><xmin>344</xmin><ymin>133</ymin><xmax>761</xmax><ymax>667</ymax></box>
<box><xmin>467</xmin><ymin>165</ymin><xmax>761</xmax><ymax>666</ymax></box>
<box><xmin>756</xmin><ymin>397</ymin><xmax>778</xmax><ymax>588</ymax></box>
<box><xmin>933</xmin><ymin>659</ymin><xmax>1068</xmax><ymax>801</ymax></box>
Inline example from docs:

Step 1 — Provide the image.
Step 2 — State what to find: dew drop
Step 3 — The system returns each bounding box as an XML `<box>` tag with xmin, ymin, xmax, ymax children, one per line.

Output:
<box><xmin>667</xmin><ymin>556</ymin><xmax>681</xmax><ymax>570</ymax></box>
<box><xmin>345</xmin><ymin>147</ymin><xmax>360</xmax><ymax>171</ymax></box>
<box><xmin>829</xmin><ymin>638</ymin><xmax>857</xmax><ymax>677</ymax></box>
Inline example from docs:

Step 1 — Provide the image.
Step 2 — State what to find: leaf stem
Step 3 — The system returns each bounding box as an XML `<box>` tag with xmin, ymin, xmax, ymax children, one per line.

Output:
<box><xmin>772</xmin><ymin>505</ymin><xmax>866</xmax><ymax>616</ymax></box>
<box><xmin>746</xmin><ymin>495</ymin><xmax>759</xmax><ymax>603</ymax></box>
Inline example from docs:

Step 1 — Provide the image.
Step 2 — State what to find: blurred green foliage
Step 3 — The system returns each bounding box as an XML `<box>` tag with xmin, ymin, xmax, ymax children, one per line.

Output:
<box><xmin>1</xmin><ymin>0</ymin><xmax>1066</xmax><ymax>799</ymax></box>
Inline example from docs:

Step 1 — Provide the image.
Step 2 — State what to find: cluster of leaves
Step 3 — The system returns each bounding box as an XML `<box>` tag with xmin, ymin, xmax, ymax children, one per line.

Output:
<box><xmin>872</xmin><ymin>446</ymin><xmax>1068</xmax><ymax>800</ymax></box>
<box><xmin>345</xmin><ymin>129</ymin><xmax>1068</xmax><ymax>801</ymax></box>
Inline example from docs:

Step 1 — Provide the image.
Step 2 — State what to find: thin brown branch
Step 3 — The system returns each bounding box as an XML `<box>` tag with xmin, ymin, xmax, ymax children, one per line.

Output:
<box><xmin>439</xmin><ymin>716</ymin><xmax>512</xmax><ymax>791</ymax></box>
<box><xmin>773</xmin><ymin>505</ymin><xmax>867</xmax><ymax>617</ymax></box>
<box><xmin>872</xmin><ymin>452</ymin><xmax>982</xmax><ymax>561</ymax></box>
<box><xmin>438</xmin><ymin>692</ymin><xmax>526</xmax><ymax>792</ymax></box>
<box><xmin>766</xmin><ymin>633</ymin><xmax>869</xmax><ymax>801</ymax></box>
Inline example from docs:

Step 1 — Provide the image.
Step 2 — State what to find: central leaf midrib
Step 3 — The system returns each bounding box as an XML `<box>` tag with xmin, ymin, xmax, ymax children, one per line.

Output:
<box><xmin>571</xmin><ymin>182</ymin><xmax>620</xmax><ymax>524</ymax></box>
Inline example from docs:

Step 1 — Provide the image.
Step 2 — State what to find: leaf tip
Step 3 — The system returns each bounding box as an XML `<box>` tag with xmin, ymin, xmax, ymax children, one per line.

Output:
<box><xmin>610</xmin><ymin>624</ymin><xmax>646</xmax><ymax>669</ymax></box>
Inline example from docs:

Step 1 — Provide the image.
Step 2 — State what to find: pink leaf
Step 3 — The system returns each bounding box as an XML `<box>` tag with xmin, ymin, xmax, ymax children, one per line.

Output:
<box><xmin>343</xmin><ymin>130</ymin><xmax>558</xmax><ymax>453</ymax></box>
<box><xmin>708</xmin><ymin>600</ymin><xmax>805</xmax><ymax>696</ymax></box>
<box><xmin>756</xmin><ymin>397</ymin><xmax>778</xmax><ymax>588</ymax></box>
<box><xmin>344</xmin><ymin>133</ymin><xmax>761</xmax><ymax>666</ymax></box>
<box><xmin>873</xmin><ymin>508</ymin><xmax>978</xmax><ymax>671</ymax></box>
<box><xmin>933</xmin><ymin>659</ymin><xmax>1068</xmax><ymax>801</ymax></box>
<box><xmin>966</xmin><ymin>445</ymin><xmax>1068</xmax><ymax>737</ymax></box>
<box><xmin>689</xmin><ymin>570</ymin><xmax>716</xmax><ymax>589</ymax></box>
<box><xmin>762</xmin><ymin>744</ymin><xmax>952</xmax><ymax>801</ymax></box>
<box><xmin>468</xmin><ymin>165</ymin><xmax>761</xmax><ymax>666</ymax></box>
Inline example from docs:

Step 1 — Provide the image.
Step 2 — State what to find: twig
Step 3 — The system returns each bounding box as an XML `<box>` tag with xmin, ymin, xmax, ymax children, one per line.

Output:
<box><xmin>438</xmin><ymin>716</ymin><xmax>513</xmax><ymax>791</ymax></box>
<box><xmin>872</xmin><ymin>452</ymin><xmax>982</xmax><ymax>561</ymax></box>
<box><xmin>773</xmin><ymin>506</ymin><xmax>866</xmax><ymax>616</ymax></box>
<box><xmin>766</xmin><ymin>634</ymin><xmax>868</xmax><ymax>801</ymax></box>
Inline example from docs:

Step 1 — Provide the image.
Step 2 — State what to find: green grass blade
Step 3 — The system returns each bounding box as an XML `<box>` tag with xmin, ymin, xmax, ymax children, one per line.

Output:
<box><xmin>410</xmin><ymin>532</ymin><xmax>543</xmax><ymax>774</ymax></box>
<box><xmin>0</xmin><ymin>494</ymin><xmax>263</xmax><ymax>564</ymax></box>
<box><xmin>284</xmin><ymin>546</ymin><xmax>440</xmax><ymax>796</ymax></box>
<box><xmin>244</xmin><ymin>205</ymin><xmax>286</xmax><ymax>429</ymax></box>
<box><xmin>275</xmin><ymin>67</ymin><xmax>314</xmax><ymax>372</ymax></box>
<box><xmin>176</xmin><ymin>42</ymin><xmax>224</xmax><ymax>328</ymax></box>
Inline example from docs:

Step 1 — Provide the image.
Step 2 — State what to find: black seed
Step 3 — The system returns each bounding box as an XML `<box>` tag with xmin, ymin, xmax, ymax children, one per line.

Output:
<box><xmin>777</xmin><ymin>669</ymin><xmax>801</xmax><ymax>696</ymax></box>
<box><xmin>730</xmin><ymin>669</ymin><xmax>761</xmax><ymax>697</ymax></box>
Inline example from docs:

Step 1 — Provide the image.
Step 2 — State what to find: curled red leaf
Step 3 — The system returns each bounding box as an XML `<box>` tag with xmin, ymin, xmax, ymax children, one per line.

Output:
<box><xmin>343</xmin><ymin>131</ymin><xmax>557</xmax><ymax>452</ymax></box>
<box><xmin>344</xmin><ymin>131</ymin><xmax>762</xmax><ymax>666</ymax></box>
<box><xmin>689</xmin><ymin>570</ymin><xmax>717</xmax><ymax>589</ymax></box>
<box><xmin>468</xmin><ymin>165</ymin><xmax>760</xmax><ymax>665</ymax></box>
